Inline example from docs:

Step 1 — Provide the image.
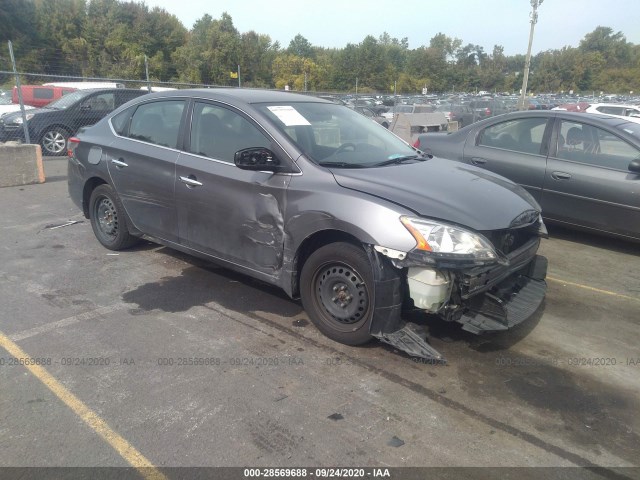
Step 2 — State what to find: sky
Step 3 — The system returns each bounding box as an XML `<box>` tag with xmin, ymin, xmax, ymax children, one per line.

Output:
<box><xmin>143</xmin><ymin>0</ymin><xmax>640</xmax><ymax>56</ymax></box>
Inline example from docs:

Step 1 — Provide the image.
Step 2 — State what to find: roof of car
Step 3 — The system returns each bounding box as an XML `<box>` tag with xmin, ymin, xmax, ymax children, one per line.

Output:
<box><xmin>588</xmin><ymin>103</ymin><xmax>639</xmax><ymax>108</ymax></box>
<box><xmin>145</xmin><ymin>88</ymin><xmax>328</xmax><ymax>105</ymax></box>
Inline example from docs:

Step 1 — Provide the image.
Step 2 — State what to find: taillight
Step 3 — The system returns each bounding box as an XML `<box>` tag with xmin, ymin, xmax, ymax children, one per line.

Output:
<box><xmin>413</xmin><ymin>138</ymin><xmax>421</xmax><ymax>148</ymax></box>
<box><xmin>67</xmin><ymin>136</ymin><xmax>80</xmax><ymax>157</ymax></box>
<box><xmin>485</xmin><ymin>108</ymin><xmax>491</xmax><ymax>115</ymax></box>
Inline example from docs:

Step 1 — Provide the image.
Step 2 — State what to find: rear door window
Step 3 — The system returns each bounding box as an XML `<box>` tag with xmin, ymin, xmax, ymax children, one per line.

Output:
<box><xmin>478</xmin><ymin>117</ymin><xmax>548</xmax><ymax>154</ymax></box>
<box><xmin>127</xmin><ymin>100</ymin><xmax>186</xmax><ymax>149</ymax></box>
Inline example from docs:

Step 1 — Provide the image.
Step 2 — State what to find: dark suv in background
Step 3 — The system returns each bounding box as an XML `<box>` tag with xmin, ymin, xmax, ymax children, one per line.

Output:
<box><xmin>0</xmin><ymin>88</ymin><xmax>147</xmax><ymax>155</ymax></box>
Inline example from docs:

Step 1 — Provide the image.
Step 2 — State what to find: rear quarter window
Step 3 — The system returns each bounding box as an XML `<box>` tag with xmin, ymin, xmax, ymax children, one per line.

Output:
<box><xmin>111</xmin><ymin>106</ymin><xmax>135</xmax><ymax>136</ymax></box>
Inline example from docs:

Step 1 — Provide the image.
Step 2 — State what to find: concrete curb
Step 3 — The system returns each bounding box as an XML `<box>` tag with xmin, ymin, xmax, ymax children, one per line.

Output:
<box><xmin>0</xmin><ymin>143</ymin><xmax>46</xmax><ymax>187</ymax></box>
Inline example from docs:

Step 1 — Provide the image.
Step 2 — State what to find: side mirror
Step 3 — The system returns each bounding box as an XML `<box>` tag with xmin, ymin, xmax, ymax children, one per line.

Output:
<box><xmin>234</xmin><ymin>147</ymin><xmax>284</xmax><ymax>172</ymax></box>
<box><xmin>629</xmin><ymin>158</ymin><xmax>640</xmax><ymax>174</ymax></box>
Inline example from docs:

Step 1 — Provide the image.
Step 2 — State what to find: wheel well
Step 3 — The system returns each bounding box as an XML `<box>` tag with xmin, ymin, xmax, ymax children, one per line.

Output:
<box><xmin>82</xmin><ymin>177</ymin><xmax>107</xmax><ymax>218</ymax></box>
<box><xmin>291</xmin><ymin>229</ymin><xmax>363</xmax><ymax>298</ymax></box>
<box><xmin>39</xmin><ymin>124</ymin><xmax>71</xmax><ymax>141</ymax></box>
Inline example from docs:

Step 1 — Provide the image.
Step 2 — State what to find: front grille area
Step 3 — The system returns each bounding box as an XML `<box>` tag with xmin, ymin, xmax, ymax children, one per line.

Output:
<box><xmin>481</xmin><ymin>219</ymin><xmax>542</xmax><ymax>256</ymax></box>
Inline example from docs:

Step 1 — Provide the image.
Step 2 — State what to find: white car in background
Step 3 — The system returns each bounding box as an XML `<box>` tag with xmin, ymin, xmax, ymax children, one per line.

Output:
<box><xmin>0</xmin><ymin>95</ymin><xmax>34</xmax><ymax>118</ymax></box>
<box><xmin>585</xmin><ymin>103</ymin><xmax>640</xmax><ymax>119</ymax></box>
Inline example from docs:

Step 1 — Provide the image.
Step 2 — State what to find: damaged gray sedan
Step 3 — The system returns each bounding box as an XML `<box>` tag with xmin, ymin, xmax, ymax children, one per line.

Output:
<box><xmin>67</xmin><ymin>89</ymin><xmax>548</xmax><ymax>360</ymax></box>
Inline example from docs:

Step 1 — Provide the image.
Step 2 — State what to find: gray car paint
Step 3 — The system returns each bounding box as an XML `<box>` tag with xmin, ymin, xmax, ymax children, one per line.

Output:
<box><xmin>331</xmin><ymin>158</ymin><xmax>540</xmax><ymax>231</ymax></box>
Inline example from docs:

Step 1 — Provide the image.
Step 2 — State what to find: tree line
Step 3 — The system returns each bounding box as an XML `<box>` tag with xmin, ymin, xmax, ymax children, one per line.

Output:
<box><xmin>1</xmin><ymin>0</ymin><xmax>639</xmax><ymax>94</ymax></box>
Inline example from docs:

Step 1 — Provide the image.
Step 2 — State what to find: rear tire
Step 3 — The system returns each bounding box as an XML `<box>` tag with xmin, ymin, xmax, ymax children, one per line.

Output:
<box><xmin>40</xmin><ymin>127</ymin><xmax>70</xmax><ymax>156</ymax></box>
<box><xmin>300</xmin><ymin>242</ymin><xmax>374</xmax><ymax>345</ymax></box>
<box><xmin>89</xmin><ymin>184</ymin><xmax>139</xmax><ymax>250</ymax></box>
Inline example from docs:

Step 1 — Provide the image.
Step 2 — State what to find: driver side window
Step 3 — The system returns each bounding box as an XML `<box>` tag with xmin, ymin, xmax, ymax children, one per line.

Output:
<box><xmin>83</xmin><ymin>93</ymin><xmax>115</xmax><ymax>111</ymax></box>
<box><xmin>189</xmin><ymin>102</ymin><xmax>271</xmax><ymax>163</ymax></box>
<box><xmin>557</xmin><ymin>120</ymin><xmax>640</xmax><ymax>171</ymax></box>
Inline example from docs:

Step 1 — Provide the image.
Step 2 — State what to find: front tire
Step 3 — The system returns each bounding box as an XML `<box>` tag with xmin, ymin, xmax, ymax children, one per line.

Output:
<box><xmin>40</xmin><ymin>127</ymin><xmax>70</xmax><ymax>156</ymax></box>
<box><xmin>300</xmin><ymin>242</ymin><xmax>374</xmax><ymax>345</ymax></box>
<box><xmin>89</xmin><ymin>184</ymin><xmax>139</xmax><ymax>250</ymax></box>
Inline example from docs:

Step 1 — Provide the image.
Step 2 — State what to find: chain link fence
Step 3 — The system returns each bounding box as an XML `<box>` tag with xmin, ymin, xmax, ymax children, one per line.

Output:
<box><xmin>1</xmin><ymin>40</ymin><xmax>448</xmax><ymax>155</ymax></box>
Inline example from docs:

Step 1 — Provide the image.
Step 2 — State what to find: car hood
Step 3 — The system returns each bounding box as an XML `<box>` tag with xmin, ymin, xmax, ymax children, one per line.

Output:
<box><xmin>331</xmin><ymin>157</ymin><xmax>541</xmax><ymax>231</ymax></box>
<box><xmin>1</xmin><ymin>106</ymin><xmax>58</xmax><ymax>122</ymax></box>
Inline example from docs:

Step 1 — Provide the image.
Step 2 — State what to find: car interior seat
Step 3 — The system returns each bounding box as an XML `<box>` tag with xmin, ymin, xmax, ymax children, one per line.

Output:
<box><xmin>195</xmin><ymin>113</ymin><xmax>222</xmax><ymax>158</ymax></box>
<box><xmin>566</xmin><ymin>127</ymin><xmax>583</xmax><ymax>147</ymax></box>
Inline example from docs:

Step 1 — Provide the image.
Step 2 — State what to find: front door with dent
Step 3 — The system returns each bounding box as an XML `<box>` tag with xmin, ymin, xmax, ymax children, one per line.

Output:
<box><xmin>175</xmin><ymin>101</ymin><xmax>291</xmax><ymax>275</ymax></box>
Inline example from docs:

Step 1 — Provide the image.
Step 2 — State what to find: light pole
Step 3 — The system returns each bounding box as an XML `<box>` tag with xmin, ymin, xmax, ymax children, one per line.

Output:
<box><xmin>519</xmin><ymin>0</ymin><xmax>543</xmax><ymax>110</ymax></box>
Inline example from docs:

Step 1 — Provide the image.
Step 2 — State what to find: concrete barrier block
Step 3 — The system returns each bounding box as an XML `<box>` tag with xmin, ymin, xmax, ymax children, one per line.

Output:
<box><xmin>0</xmin><ymin>143</ymin><xmax>45</xmax><ymax>187</ymax></box>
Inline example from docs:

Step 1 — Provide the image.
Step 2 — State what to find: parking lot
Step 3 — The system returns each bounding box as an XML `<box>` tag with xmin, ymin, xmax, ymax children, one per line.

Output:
<box><xmin>1</xmin><ymin>157</ymin><xmax>639</xmax><ymax>478</ymax></box>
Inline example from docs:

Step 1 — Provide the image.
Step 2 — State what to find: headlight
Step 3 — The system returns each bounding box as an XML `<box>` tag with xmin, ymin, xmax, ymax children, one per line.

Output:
<box><xmin>400</xmin><ymin>216</ymin><xmax>497</xmax><ymax>261</ymax></box>
<box><xmin>14</xmin><ymin>113</ymin><xmax>34</xmax><ymax>124</ymax></box>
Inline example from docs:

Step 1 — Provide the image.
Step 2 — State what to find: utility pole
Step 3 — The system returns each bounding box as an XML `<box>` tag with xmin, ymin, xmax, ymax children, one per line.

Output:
<box><xmin>144</xmin><ymin>55</ymin><xmax>151</xmax><ymax>92</ymax></box>
<box><xmin>519</xmin><ymin>0</ymin><xmax>543</xmax><ymax>110</ymax></box>
<box><xmin>8</xmin><ymin>41</ymin><xmax>30</xmax><ymax>143</ymax></box>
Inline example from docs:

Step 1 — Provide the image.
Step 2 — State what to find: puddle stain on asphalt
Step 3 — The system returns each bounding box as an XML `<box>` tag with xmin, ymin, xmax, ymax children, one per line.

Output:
<box><xmin>455</xmin><ymin>349</ymin><xmax>639</xmax><ymax>465</ymax></box>
<box><xmin>121</xmin><ymin>265</ymin><xmax>301</xmax><ymax>317</ymax></box>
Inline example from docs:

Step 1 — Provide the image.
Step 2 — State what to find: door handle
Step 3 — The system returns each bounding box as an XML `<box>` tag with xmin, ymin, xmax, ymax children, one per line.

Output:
<box><xmin>111</xmin><ymin>158</ymin><xmax>128</xmax><ymax>168</ymax></box>
<box><xmin>551</xmin><ymin>171</ymin><xmax>572</xmax><ymax>180</ymax></box>
<box><xmin>179</xmin><ymin>175</ymin><xmax>203</xmax><ymax>187</ymax></box>
<box><xmin>471</xmin><ymin>157</ymin><xmax>487</xmax><ymax>165</ymax></box>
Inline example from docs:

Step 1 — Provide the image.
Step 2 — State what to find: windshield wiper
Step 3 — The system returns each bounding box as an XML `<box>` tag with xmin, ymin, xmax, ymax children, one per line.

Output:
<box><xmin>371</xmin><ymin>154</ymin><xmax>428</xmax><ymax>167</ymax></box>
<box><xmin>318</xmin><ymin>161</ymin><xmax>367</xmax><ymax>168</ymax></box>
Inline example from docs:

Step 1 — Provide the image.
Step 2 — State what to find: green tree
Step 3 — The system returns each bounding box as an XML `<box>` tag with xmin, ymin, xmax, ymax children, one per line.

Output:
<box><xmin>287</xmin><ymin>34</ymin><xmax>314</xmax><ymax>59</ymax></box>
<box><xmin>239</xmin><ymin>31</ymin><xmax>278</xmax><ymax>87</ymax></box>
<box><xmin>172</xmin><ymin>13</ymin><xmax>240</xmax><ymax>85</ymax></box>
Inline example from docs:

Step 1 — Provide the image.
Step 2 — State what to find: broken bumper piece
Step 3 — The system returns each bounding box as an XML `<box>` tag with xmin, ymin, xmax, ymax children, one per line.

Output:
<box><xmin>457</xmin><ymin>255</ymin><xmax>547</xmax><ymax>334</ymax></box>
<box><xmin>376</xmin><ymin>322</ymin><xmax>444</xmax><ymax>361</ymax></box>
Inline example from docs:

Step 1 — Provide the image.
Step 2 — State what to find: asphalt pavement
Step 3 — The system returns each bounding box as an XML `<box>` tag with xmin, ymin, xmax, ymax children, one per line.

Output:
<box><xmin>1</xmin><ymin>157</ymin><xmax>639</xmax><ymax>479</ymax></box>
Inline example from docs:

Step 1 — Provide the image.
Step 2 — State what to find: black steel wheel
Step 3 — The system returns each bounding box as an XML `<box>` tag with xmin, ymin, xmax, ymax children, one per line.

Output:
<box><xmin>300</xmin><ymin>242</ymin><xmax>374</xmax><ymax>345</ymax></box>
<box><xmin>89</xmin><ymin>184</ymin><xmax>139</xmax><ymax>250</ymax></box>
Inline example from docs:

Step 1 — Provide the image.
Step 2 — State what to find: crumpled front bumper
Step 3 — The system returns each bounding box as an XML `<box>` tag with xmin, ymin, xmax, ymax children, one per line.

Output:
<box><xmin>453</xmin><ymin>238</ymin><xmax>547</xmax><ymax>334</ymax></box>
<box><xmin>364</xmin><ymin>236</ymin><xmax>547</xmax><ymax>360</ymax></box>
<box><xmin>456</xmin><ymin>254</ymin><xmax>547</xmax><ymax>334</ymax></box>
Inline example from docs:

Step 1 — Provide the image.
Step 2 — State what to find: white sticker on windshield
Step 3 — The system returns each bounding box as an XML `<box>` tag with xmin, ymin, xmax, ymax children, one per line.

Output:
<box><xmin>267</xmin><ymin>106</ymin><xmax>311</xmax><ymax>126</ymax></box>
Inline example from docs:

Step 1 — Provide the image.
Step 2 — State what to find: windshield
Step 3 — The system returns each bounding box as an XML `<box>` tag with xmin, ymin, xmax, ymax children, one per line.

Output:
<box><xmin>44</xmin><ymin>89</ymin><xmax>91</xmax><ymax>110</ymax></box>
<box><xmin>256</xmin><ymin>102</ymin><xmax>418</xmax><ymax>168</ymax></box>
